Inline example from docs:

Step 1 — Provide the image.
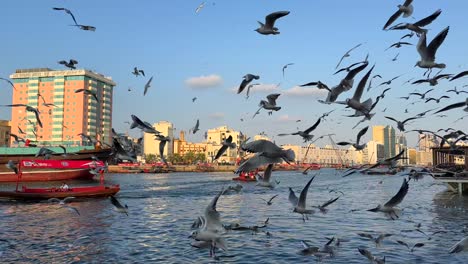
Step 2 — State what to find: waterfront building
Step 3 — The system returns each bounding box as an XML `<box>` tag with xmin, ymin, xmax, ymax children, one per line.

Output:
<box><xmin>372</xmin><ymin>125</ymin><xmax>396</xmax><ymax>159</ymax></box>
<box><xmin>173</xmin><ymin>131</ymin><xmax>207</xmax><ymax>156</ymax></box>
<box><xmin>0</xmin><ymin>120</ymin><xmax>11</xmax><ymax>147</ymax></box>
<box><xmin>285</xmin><ymin>144</ymin><xmax>362</xmax><ymax>165</ymax></box>
<box><xmin>9</xmin><ymin>68</ymin><xmax>116</xmax><ymax>147</ymax></box>
<box><xmin>143</xmin><ymin>121</ymin><xmax>174</xmax><ymax>158</ymax></box>
<box><xmin>408</xmin><ymin>148</ymin><xmax>417</xmax><ymax>165</ymax></box>
<box><xmin>205</xmin><ymin>126</ymin><xmax>246</xmax><ymax>164</ymax></box>
<box><xmin>362</xmin><ymin>140</ymin><xmax>385</xmax><ymax>164</ymax></box>
<box><xmin>254</xmin><ymin>134</ymin><xmax>270</xmax><ymax>141</ymax></box>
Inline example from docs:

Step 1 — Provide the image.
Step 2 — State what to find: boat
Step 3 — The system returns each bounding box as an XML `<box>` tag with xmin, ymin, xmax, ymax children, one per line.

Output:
<box><xmin>232</xmin><ymin>170</ymin><xmax>258</xmax><ymax>182</ymax></box>
<box><xmin>0</xmin><ymin>148</ymin><xmax>112</xmax><ymax>166</ymax></box>
<box><xmin>0</xmin><ymin>159</ymin><xmax>104</xmax><ymax>182</ymax></box>
<box><xmin>0</xmin><ymin>161</ymin><xmax>120</xmax><ymax>200</ymax></box>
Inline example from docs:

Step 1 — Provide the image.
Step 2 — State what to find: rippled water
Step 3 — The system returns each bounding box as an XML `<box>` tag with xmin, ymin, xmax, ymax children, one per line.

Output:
<box><xmin>1</xmin><ymin>169</ymin><xmax>468</xmax><ymax>263</ymax></box>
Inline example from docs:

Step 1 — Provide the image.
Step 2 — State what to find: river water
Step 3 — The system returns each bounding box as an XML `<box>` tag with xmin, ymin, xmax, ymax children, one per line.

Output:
<box><xmin>1</xmin><ymin>169</ymin><xmax>468</xmax><ymax>263</ymax></box>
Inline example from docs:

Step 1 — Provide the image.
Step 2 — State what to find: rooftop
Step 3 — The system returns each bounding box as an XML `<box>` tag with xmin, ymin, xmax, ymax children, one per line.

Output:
<box><xmin>10</xmin><ymin>68</ymin><xmax>116</xmax><ymax>86</ymax></box>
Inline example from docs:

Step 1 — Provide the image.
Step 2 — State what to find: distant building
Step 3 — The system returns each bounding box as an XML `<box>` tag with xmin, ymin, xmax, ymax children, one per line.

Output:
<box><xmin>397</xmin><ymin>133</ymin><xmax>407</xmax><ymax>146</ymax></box>
<box><xmin>288</xmin><ymin>144</ymin><xmax>362</xmax><ymax>165</ymax></box>
<box><xmin>9</xmin><ymin>68</ymin><xmax>116</xmax><ymax>147</ymax></box>
<box><xmin>205</xmin><ymin>126</ymin><xmax>245</xmax><ymax>164</ymax></box>
<box><xmin>143</xmin><ymin>121</ymin><xmax>174</xmax><ymax>159</ymax></box>
<box><xmin>173</xmin><ymin>131</ymin><xmax>207</xmax><ymax>157</ymax></box>
<box><xmin>372</xmin><ymin>126</ymin><xmax>385</xmax><ymax>144</ymax></box>
<box><xmin>363</xmin><ymin>140</ymin><xmax>385</xmax><ymax>164</ymax></box>
<box><xmin>419</xmin><ymin>133</ymin><xmax>437</xmax><ymax>151</ymax></box>
<box><xmin>254</xmin><ymin>134</ymin><xmax>270</xmax><ymax>141</ymax></box>
<box><xmin>0</xmin><ymin>120</ymin><xmax>11</xmax><ymax>147</ymax></box>
<box><xmin>372</xmin><ymin>125</ymin><xmax>396</xmax><ymax>159</ymax></box>
<box><xmin>417</xmin><ymin>151</ymin><xmax>432</xmax><ymax>166</ymax></box>
<box><xmin>396</xmin><ymin>144</ymin><xmax>409</xmax><ymax>165</ymax></box>
<box><xmin>408</xmin><ymin>148</ymin><xmax>417</xmax><ymax>165</ymax></box>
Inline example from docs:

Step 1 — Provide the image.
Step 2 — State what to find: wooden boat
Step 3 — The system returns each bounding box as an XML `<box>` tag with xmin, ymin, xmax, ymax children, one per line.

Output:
<box><xmin>0</xmin><ymin>159</ymin><xmax>104</xmax><ymax>182</ymax></box>
<box><xmin>0</xmin><ymin>148</ymin><xmax>112</xmax><ymax>166</ymax></box>
<box><xmin>0</xmin><ymin>161</ymin><xmax>119</xmax><ymax>200</ymax></box>
<box><xmin>0</xmin><ymin>185</ymin><xmax>120</xmax><ymax>200</ymax></box>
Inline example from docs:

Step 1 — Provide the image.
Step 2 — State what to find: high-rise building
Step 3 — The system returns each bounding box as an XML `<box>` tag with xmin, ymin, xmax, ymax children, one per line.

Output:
<box><xmin>0</xmin><ymin>120</ymin><xmax>11</xmax><ymax>147</ymax></box>
<box><xmin>384</xmin><ymin>125</ymin><xmax>396</xmax><ymax>159</ymax></box>
<box><xmin>408</xmin><ymin>148</ymin><xmax>417</xmax><ymax>164</ymax></box>
<box><xmin>9</xmin><ymin>68</ymin><xmax>116</xmax><ymax>146</ymax></box>
<box><xmin>363</xmin><ymin>140</ymin><xmax>385</xmax><ymax>164</ymax></box>
<box><xmin>372</xmin><ymin>125</ymin><xmax>385</xmax><ymax>144</ymax></box>
<box><xmin>143</xmin><ymin>121</ymin><xmax>174</xmax><ymax>158</ymax></box>
<box><xmin>419</xmin><ymin>133</ymin><xmax>436</xmax><ymax>152</ymax></box>
<box><xmin>397</xmin><ymin>133</ymin><xmax>407</xmax><ymax>146</ymax></box>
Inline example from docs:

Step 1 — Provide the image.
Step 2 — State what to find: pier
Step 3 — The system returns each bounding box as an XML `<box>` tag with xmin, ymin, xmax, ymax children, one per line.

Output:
<box><xmin>432</xmin><ymin>146</ymin><xmax>468</xmax><ymax>195</ymax></box>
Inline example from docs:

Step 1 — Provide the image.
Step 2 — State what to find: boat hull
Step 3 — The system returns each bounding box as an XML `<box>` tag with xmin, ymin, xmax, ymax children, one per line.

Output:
<box><xmin>0</xmin><ymin>148</ymin><xmax>112</xmax><ymax>165</ymax></box>
<box><xmin>0</xmin><ymin>185</ymin><xmax>120</xmax><ymax>200</ymax></box>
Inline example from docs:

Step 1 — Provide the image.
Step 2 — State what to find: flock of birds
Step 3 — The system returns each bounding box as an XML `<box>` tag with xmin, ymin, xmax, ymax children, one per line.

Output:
<box><xmin>1</xmin><ymin>1</ymin><xmax>468</xmax><ymax>262</ymax></box>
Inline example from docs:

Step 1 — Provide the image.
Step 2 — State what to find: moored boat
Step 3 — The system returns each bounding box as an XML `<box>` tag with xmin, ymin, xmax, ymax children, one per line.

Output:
<box><xmin>232</xmin><ymin>170</ymin><xmax>258</xmax><ymax>182</ymax></box>
<box><xmin>0</xmin><ymin>148</ymin><xmax>112</xmax><ymax>166</ymax></box>
<box><xmin>0</xmin><ymin>159</ymin><xmax>104</xmax><ymax>182</ymax></box>
<box><xmin>0</xmin><ymin>185</ymin><xmax>120</xmax><ymax>200</ymax></box>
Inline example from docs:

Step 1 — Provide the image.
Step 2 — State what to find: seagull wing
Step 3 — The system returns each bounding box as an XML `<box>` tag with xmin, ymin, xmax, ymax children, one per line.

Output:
<box><xmin>269</xmin><ymin>194</ymin><xmax>279</xmax><ymax>203</ymax></box>
<box><xmin>344</xmin><ymin>62</ymin><xmax>368</xmax><ymax>81</ymax></box>
<box><xmin>235</xmin><ymin>153</ymin><xmax>282</xmax><ymax>173</ymax></box>
<box><xmin>300</xmin><ymin>81</ymin><xmax>318</xmax><ymax>87</ymax></box>
<box><xmin>63</xmin><ymin>196</ymin><xmax>76</xmax><ymax>203</ymax></box>
<box><xmin>262</xmin><ymin>164</ymin><xmax>274</xmax><ymax>182</ymax></box>
<box><xmin>383</xmin><ymin>9</ymin><xmax>403</xmax><ymax>30</ymax></box>
<box><xmin>384</xmin><ymin>178</ymin><xmax>409</xmax><ymax>207</ymax></box>
<box><xmin>31</xmin><ymin>108</ymin><xmax>43</xmax><ymax>128</ymax></box>
<box><xmin>384</xmin><ymin>116</ymin><xmax>398</xmax><ymax>123</ymax></box>
<box><xmin>320</xmin><ymin>196</ymin><xmax>340</xmax><ymax>208</ymax></box>
<box><xmin>238</xmin><ymin>78</ymin><xmax>250</xmax><ymax>94</ymax></box>
<box><xmin>358</xmin><ymin>248</ymin><xmax>375</xmax><ymax>261</ymax></box>
<box><xmin>353</xmin><ymin>64</ymin><xmax>374</xmax><ymax>101</ymax></box>
<box><xmin>417</xmin><ymin>32</ymin><xmax>428</xmax><ymax>61</ymax></box>
<box><xmin>266</xmin><ymin>93</ymin><xmax>281</xmax><ymax>105</ymax></box>
<box><xmin>414</xmin><ymin>9</ymin><xmax>442</xmax><ymax>27</ymax></box>
<box><xmin>450</xmin><ymin>71</ymin><xmax>468</xmax><ymax>81</ymax></box>
<box><xmin>297</xmin><ymin>176</ymin><xmax>315</xmax><ymax>210</ymax></box>
<box><xmin>337</xmin><ymin>142</ymin><xmax>352</xmax><ymax>146</ymax></box>
<box><xmin>396</xmin><ymin>240</ymin><xmax>410</xmax><ymax>250</ymax></box>
<box><xmin>435</xmin><ymin>101</ymin><xmax>466</xmax><ymax>114</ymax></box>
<box><xmin>264</xmin><ymin>11</ymin><xmax>290</xmax><ymax>29</ymax></box>
<box><xmin>242</xmin><ymin>139</ymin><xmax>282</xmax><ymax>153</ymax></box>
<box><xmin>159</xmin><ymin>140</ymin><xmax>167</xmax><ymax>161</ymax></box>
<box><xmin>214</xmin><ymin>144</ymin><xmax>228</xmax><ymax>160</ymax></box>
<box><xmin>356</xmin><ymin>126</ymin><xmax>369</xmax><ymax>145</ymax></box>
<box><xmin>47</xmin><ymin>198</ymin><xmax>61</xmax><ymax>203</ymax></box>
<box><xmin>0</xmin><ymin>77</ymin><xmax>16</xmax><ymax>90</ymax></box>
<box><xmin>303</xmin><ymin>118</ymin><xmax>321</xmax><ymax>134</ymax></box>
<box><xmin>288</xmin><ymin>187</ymin><xmax>299</xmax><ymax>207</ymax></box>
<box><xmin>402</xmin><ymin>116</ymin><xmax>419</xmax><ymax>124</ymax></box>
<box><xmin>426</xmin><ymin>26</ymin><xmax>450</xmax><ymax>62</ymax></box>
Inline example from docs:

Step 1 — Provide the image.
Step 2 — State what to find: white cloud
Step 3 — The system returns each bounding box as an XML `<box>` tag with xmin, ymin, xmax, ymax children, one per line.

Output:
<box><xmin>208</xmin><ymin>112</ymin><xmax>225</xmax><ymax>119</ymax></box>
<box><xmin>277</xmin><ymin>114</ymin><xmax>298</xmax><ymax>122</ymax></box>
<box><xmin>185</xmin><ymin>74</ymin><xmax>223</xmax><ymax>89</ymax></box>
<box><xmin>282</xmin><ymin>86</ymin><xmax>328</xmax><ymax>97</ymax></box>
<box><xmin>228</xmin><ymin>83</ymin><xmax>280</xmax><ymax>94</ymax></box>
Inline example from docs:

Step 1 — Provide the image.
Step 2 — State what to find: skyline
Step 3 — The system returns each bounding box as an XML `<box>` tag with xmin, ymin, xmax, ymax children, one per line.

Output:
<box><xmin>1</xmin><ymin>0</ymin><xmax>467</xmax><ymax>149</ymax></box>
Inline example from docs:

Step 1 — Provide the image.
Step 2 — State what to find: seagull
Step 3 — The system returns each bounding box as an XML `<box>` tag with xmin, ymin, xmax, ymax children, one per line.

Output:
<box><xmin>377</xmin><ymin>74</ymin><xmax>403</xmax><ymax>87</ymax></box>
<box><xmin>72</xmin><ymin>24</ymin><xmax>96</xmax><ymax>31</ymax></box>
<box><xmin>48</xmin><ymin>197</ymin><xmax>80</xmax><ymax>215</ymax></box>
<box><xmin>109</xmin><ymin>195</ymin><xmax>128</xmax><ymax>216</ymax></box>
<box><xmin>357</xmin><ymin>233</ymin><xmax>393</xmax><ymax>247</ymax></box>
<box><xmin>129</xmin><ymin>114</ymin><xmax>161</xmax><ymax>134</ymax></box>
<box><xmin>368</xmin><ymin>178</ymin><xmax>409</xmax><ymax>220</ymax></box>
<box><xmin>155</xmin><ymin>135</ymin><xmax>171</xmax><ymax>165</ymax></box>
<box><xmin>400</xmin><ymin>32</ymin><xmax>414</xmax><ymax>40</ymax></box>
<box><xmin>385</xmin><ymin>41</ymin><xmax>412</xmax><ymax>51</ymax></box>
<box><xmin>245</xmin><ymin>83</ymin><xmax>260</xmax><ymax>99</ymax></box>
<box><xmin>2</xmin><ymin>104</ymin><xmax>42</xmax><ymax>128</ymax></box>
<box><xmin>409</xmin><ymin>88</ymin><xmax>434</xmax><ymax>99</ymax></box>
<box><xmin>299</xmin><ymin>81</ymin><xmax>330</xmax><ymax>92</ymax></box>
<box><xmin>335</xmin><ymin>43</ymin><xmax>363</xmax><ymax>69</ymax></box>
<box><xmin>337</xmin><ymin>126</ymin><xmax>369</xmax><ymax>151</ymax></box>
<box><xmin>52</xmin><ymin>7</ymin><xmax>78</xmax><ymax>25</ymax></box>
<box><xmin>237</xmin><ymin>74</ymin><xmax>260</xmax><ymax>94</ymax></box>
<box><xmin>382</xmin><ymin>0</ymin><xmax>414</xmax><ymax>30</ymax></box>
<box><xmin>58</xmin><ymin>59</ymin><xmax>78</xmax><ymax>69</ymax></box>
<box><xmin>36</xmin><ymin>147</ymin><xmax>55</xmax><ymax>158</ymax></box>
<box><xmin>191</xmin><ymin>119</ymin><xmax>200</xmax><ymax>134</ymax></box>
<box><xmin>6</xmin><ymin>160</ymin><xmax>18</xmax><ymax>174</ymax></box>
<box><xmin>260</xmin><ymin>194</ymin><xmax>279</xmax><ymax>206</ymax></box>
<box><xmin>415</xmin><ymin>26</ymin><xmax>450</xmax><ymax>73</ymax></box>
<box><xmin>258</xmin><ymin>94</ymin><xmax>281</xmax><ymax>115</ymax></box>
<box><xmin>334</xmin><ymin>58</ymin><xmax>368</xmax><ymax>75</ymax></box>
<box><xmin>291</xmin><ymin>176</ymin><xmax>316</xmax><ymax>221</ymax></box>
<box><xmin>189</xmin><ymin>189</ymin><xmax>227</xmax><ymax>258</ymax></box>
<box><xmin>412</xmin><ymin>72</ymin><xmax>452</xmax><ymax>86</ymax></box>
<box><xmin>313</xmin><ymin>196</ymin><xmax>340</xmax><ymax>214</ymax></box>
<box><xmin>323</xmin><ymin>62</ymin><xmax>369</xmax><ymax>103</ymax></box>
<box><xmin>450</xmin><ymin>70</ymin><xmax>468</xmax><ymax>82</ymax></box>
<box><xmin>389</xmin><ymin>9</ymin><xmax>442</xmax><ymax>35</ymax></box>
<box><xmin>358</xmin><ymin>248</ymin><xmax>386</xmax><ymax>264</ymax></box>
<box><xmin>0</xmin><ymin>77</ymin><xmax>16</xmax><ymax>90</ymax></box>
<box><xmin>449</xmin><ymin>237</ymin><xmax>468</xmax><ymax>253</ymax></box>
<box><xmin>277</xmin><ymin>117</ymin><xmax>321</xmax><ymax>142</ymax></box>
<box><xmin>214</xmin><ymin>135</ymin><xmax>237</xmax><ymax>160</ymax></box>
<box><xmin>10</xmin><ymin>133</ymin><xmax>26</xmax><ymax>144</ymax></box>
<box><xmin>282</xmin><ymin>63</ymin><xmax>294</xmax><ymax>77</ymax></box>
<box><xmin>236</xmin><ymin>140</ymin><xmax>295</xmax><ymax>173</ymax></box>
<box><xmin>75</xmin><ymin>89</ymin><xmax>99</xmax><ymax>102</ymax></box>
<box><xmin>132</xmin><ymin>67</ymin><xmax>145</xmax><ymax>77</ymax></box>
<box><xmin>192</xmin><ymin>97</ymin><xmax>197</xmax><ymax>102</ymax></box>
<box><xmin>256</xmin><ymin>164</ymin><xmax>279</xmax><ymax>189</ymax></box>
<box><xmin>195</xmin><ymin>2</ymin><xmax>206</xmax><ymax>14</ymax></box>
<box><xmin>144</xmin><ymin>76</ymin><xmax>153</xmax><ymax>96</ymax></box>
<box><xmin>364</xmin><ymin>149</ymin><xmax>407</xmax><ymax>172</ymax></box>
<box><xmin>367</xmin><ymin>74</ymin><xmax>382</xmax><ymax>91</ymax></box>
<box><xmin>392</xmin><ymin>53</ymin><xmax>400</xmax><ymax>62</ymax></box>
<box><xmin>435</xmin><ymin>98</ymin><xmax>468</xmax><ymax>114</ymax></box>
<box><xmin>425</xmin><ymin>95</ymin><xmax>450</xmax><ymax>104</ymax></box>
<box><xmin>447</xmin><ymin>87</ymin><xmax>468</xmax><ymax>95</ymax></box>
<box><xmin>297</xmin><ymin>240</ymin><xmax>320</xmax><ymax>256</ymax></box>
<box><xmin>376</xmin><ymin>88</ymin><xmax>391</xmax><ymax>100</ymax></box>
<box><xmin>255</xmin><ymin>11</ymin><xmax>290</xmax><ymax>35</ymax></box>
<box><xmin>384</xmin><ymin>116</ymin><xmax>419</xmax><ymax>132</ymax></box>
<box><xmin>17</xmin><ymin>127</ymin><xmax>26</xmax><ymax>135</ymax></box>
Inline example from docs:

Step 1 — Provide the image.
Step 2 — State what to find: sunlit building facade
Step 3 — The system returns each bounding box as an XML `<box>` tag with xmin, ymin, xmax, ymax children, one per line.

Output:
<box><xmin>0</xmin><ymin>120</ymin><xmax>11</xmax><ymax>147</ymax></box>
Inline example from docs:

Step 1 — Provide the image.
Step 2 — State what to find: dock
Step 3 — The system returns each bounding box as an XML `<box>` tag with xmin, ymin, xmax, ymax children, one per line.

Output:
<box><xmin>432</xmin><ymin>146</ymin><xmax>468</xmax><ymax>195</ymax></box>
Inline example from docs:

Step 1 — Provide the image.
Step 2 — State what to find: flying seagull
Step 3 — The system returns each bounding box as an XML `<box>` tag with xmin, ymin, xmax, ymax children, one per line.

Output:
<box><xmin>48</xmin><ymin>197</ymin><xmax>80</xmax><ymax>215</ymax></box>
<box><xmin>377</xmin><ymin>74</ymin><xmax>403</xmax><ymax>87</ymax></box>
<box><xmin>236</xmin><ymin>140</ymin><xmax>295</xmax><ymax>173</ymax></box>
<box><xmin>447</xmin><ymin>87</ymin><xmax>468</xmax><ymax>95</ymax></box>
<box><xmin>191</xmin><ymin>119</ymin><xmax>200</xmax><ymax>134</ymax></box>
<box><xmin>258</xmin><ymin>93</ymin><xmax>281</xmax><ymax>115</ymax></box>
<box><xmin>261</xmin><ymin>194</ymin><xmax>279</xmax><ymax>206</ymax></box>
<box><xmin>385</xmin><ymin>41</ymin><xmax>412</xmax><ymax>51</ymax></box>
<box><xmin>383</xmin><ymin>0</ymin><xmax>414</xmax><ymax>29</ymax></box>
<box><xmin>2</xmin><ymin>104</ymin><xmax>42</xmax><ymax>128</ymax></box>
<box><xmin>132</xmin><ymin>67</ymin><xmax>145</xmax><ymax>77</ymax></box>
<box><xmin>144</xmin><ymin>76</ymin><xmax>153</xmax><ymax>96</ymax></box>
<box><xmin>277</xmin><ymin>118</ymin><xmax>321</xmax><ymax>142</ymax></box>
<box><xmin>255</xmin><ymin>11</ymin><xmax>290</xmax><ymax>35</ymax></box>
<box><xmin>256</xmin><ymin>164</ymin><xmax>279</xmax><ymax>189</ymax></box>
<box><xmin>291</xmin><ymin>176</ymin><xmax>316</xmax><ymax>221</ymax></box>
<box><xmin>214</xmin><ymin>135</ymin><xmax>236</xmax><ymax>160</ymax></box>
<box><xmin>155</xmin><ymin>135</ymin><xmax>171</xmax><ymax>165</ymax></box>
<box><xmin>282</xmin><ymin>63</ymin><xmax>294</xmax><ymax>77</ymax></box>
<box><xmin>0</xmin><ymin>77</ymin><xmax>16</xmax><ymax>90</ymax></box>
<box><xmin>409</xmin><ymin>88</ymin><xmax>434</xmax><ymax>100</ymax></box>
<box><xmin>412</xmin><ymin>72</ymin><xmax>452</xmax><ymax>86</ymax></box>
<box><xmin>425</xmin><ymin>95</ymin><xmax>450</xmax><ymax>104</ymax></box>
<box><xmin>358</xmin><ymin>248</ymin><xmax>386</xmax><ymax>264</ymax></box>
<box><xmin>337</xmin><ymin>126</ymin><xmax>369</xmax><ymax>151</ymax></box>
<box><xmin>368</xmin><ymin>178</ymin><xmax>409</xmax><ymax>219</ymax></box>
<box><xmin>109</xmin><ymin>195</ymin><xmax>129</xmax><ymax>216</ymax></box>
<box><xmin>450</xmin><ymin>70</ymin><xmax>468</xmax><ymax>82</ymax></box>
<box><xmin>72</xmin><ymin>24</ymin><xmax>96</xmax><ymax>31</ymax></box>
<box><xmin>75</xmin><ymin>89</ymin><xmax>99</xmax><ymax>102</ymax></box>
<box><xmin>6</xmin><ymin>160</ymin><xmax>18</xmax><ymax>174</ymax></box>
<box><xmin>322</xmin><ymin>62</ymin><xmax>369</xmax><ymax>103</ymax></box>
<box><xmin>389</xmin><ymin>9</ymin><xmax>442</xmax><ymax>35</ymax></box>
<box><xmin>435</xmin><ymin>98</ymin><xmax>468</xmax><ymax>114</ymax></box>
<box><xmin>384</xmin><ymin>116</ymin><xmax>419</xmax><ymax>132</ymax></box>
<box><xmin>335</xmin><ymin>43</ymin><xmax>363</xmax><ymax>69</ymax></box>
<box><xmin>357</xmin><ymin>233</ymin><xmax>393</xmax><ymax>247</ymax></box>
<box><xmin>415</xmin><ymin>26</ymin><xmax>450</xmax><ymax>72</ymax></box>
<box><xmin>58</xmin><ymin>59</ymin><xmax>78</xmax><ymax>70</ymax></box>
<box><xmin>195</xmin><ymin>2</ymin><xmax>206</xmax><ymax>14</ymax></box>
<box><xmin>334</xmin><ymin>58</ymin><xmax>368</xmax><ymax>75</ymax></box>
<box><xmin>238</xmin><ymin>74</ymin><xmax>260</xmax><ymax>94</ymax></box>
<box><xmin>299</xmin><ymin>81</ymin><xmax>330</xmax><ymax>92</ymax></box>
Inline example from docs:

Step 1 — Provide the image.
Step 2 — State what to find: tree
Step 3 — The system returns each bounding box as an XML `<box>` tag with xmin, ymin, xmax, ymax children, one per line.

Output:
<box><xmin>167</xmin><ymin>153</ymin><xmax>183</xmax><ymax>164</ymax></box>
<box><xmin>145</xmin><ymin>154</ymin><xmax>157</xmax><ymax>163</ymax></box>
<box><xmin>194</xmin><ymin>152</ymin><xmax>206</xmax><ymax>163</ymax></box>
<box><xmin>184</xmin><ymin>151</ymin><xmax>196</xmax><ymax>164</ymax></box>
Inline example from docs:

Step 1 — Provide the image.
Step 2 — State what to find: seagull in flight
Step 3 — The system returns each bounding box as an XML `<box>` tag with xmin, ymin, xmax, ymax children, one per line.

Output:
<box><xmin>435</xmin><ymin>98</ymin><xmax>468</xmax><ymax>114</ymax></box>
<box><xmin>277</xmin><ymin>118</ymin><xmax>321</xmax><ymax>142</ymax></box>
<box><xmin>382</xmin><ymin>0</ymin><xmax>414</xmax><ymax>30</ymax></box>
<box><xmin>144</xmin><ymin>76</ymin><xmax>153</xmax><ymax>96</ymax></box>
<box><xmin>389</xmin><ymin>9</ymin><xmax>442</xmax><ymax>35</ymax></box>
<box><xmin>48</xmin><ymin>197</ymin><xmax>80</xmax><ymax>215</ymax></box>
<box><xmin>214</xmin><ymin>135</ymin><xmax>236</xmax><ymax>161</ymax></box>
<box><xmin>2</xmin><ymin>104</ymin><xmax>42</xmax><ymax>128</ymax></box>
<box><xmin>109</xmin><ymin>195</ymin><xmax>128</xmax><ymax>216</ymax></box>
<box><xmin>291</xmin><ymin>176</ymin><xmax>316</xmax><ymax>221</ymax></box>
<box><xmin>282</xmin><ymin>63</ymin><xmax>294</xmax><ymax>77</ymax></box>
<box><xmin>255</xmin><ymin>11</ymin><xmax>290</xmax><ymax>35</ymax></box>
<box><xmin>384</xmin><ymin>116</ymin><xmax>419</xmax><ymax>132</ymax></box>
<box><xmin>52</xmin><ymin>7</ymin><xmax>78</xmax><ymax>25</ymax></box>
<box><xmin>75</xmin><ymin>89</ymin><xmax>99</xmax><ymax>102</ymax></box>
<box><xmin>368</xmin><ymin>178</ymin><xmax>409</xmax><ymax>220</ymax></box>
<box><xmin>337</xmin><ymin>126</ymin><xmax>369</xmax><ymax>151</ymax></box>
<box><xmin>299</xmin><ymin>81</ymin><xmax>330</xmax><ymax>92</ymax></box>
<box><xmin>260</xmin><ymin>194</ymin><xmax>279</xmax><ymax>206</ymax></box>
<box><xmin>58</xmin><ymin>59</ymin><xmax>78</xmax><ymax>70</ymax></box>
<box><xmin>0</xmin><ymin>77</ymin><xmax>16</xmax><ymax>90</ymax></box>
<box><xmin>335</xmin><ymin>43</ymin><xmax>363</xmax><ymax>69</ymax></box>
<box><xmin>238</xmin><ymin>74</ymin><xmax>260</xmax><ymax>94</ymax></box>
<box><xmin>132</xmin><ymin>67</ymin><xmax>145</xmax><ymax>77</ymax></box>
<box><xmin>415</xmin><ymin>26</ymin><xmax>450</xmax><ymax>73</ymax></box>
<box><xmin>195</xmin><ymin>2</ymin><xmax>206</xmax><ymax>14</ymax></box>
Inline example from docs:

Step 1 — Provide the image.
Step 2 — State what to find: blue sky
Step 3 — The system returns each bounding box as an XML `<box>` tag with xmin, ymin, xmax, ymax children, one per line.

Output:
<box><xmin>1</xmin><ymin>0</ymin><xmax>467</xmax><ymax>148</ymax></box>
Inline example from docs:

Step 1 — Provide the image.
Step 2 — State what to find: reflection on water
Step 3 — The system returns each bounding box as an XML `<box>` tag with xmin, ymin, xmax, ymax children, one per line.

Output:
<box><xmin>1</xmin><ymin>169</ymin><xmax>468</xmax><ymax>263</ymax></box>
